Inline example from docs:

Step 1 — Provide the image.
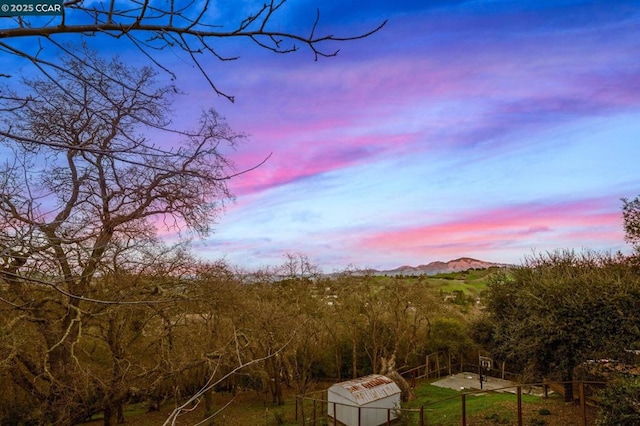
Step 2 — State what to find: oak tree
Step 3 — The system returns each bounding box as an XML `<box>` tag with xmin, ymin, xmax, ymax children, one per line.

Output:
<box><xmin>0</xmin><ymin>53</ymin><xmax>242</xmax><ymax>423</ymax></box>
<box><xmin>478</xmin><ymin>250</ymin><xmax>640</xmax><ymax>401</ymax></box>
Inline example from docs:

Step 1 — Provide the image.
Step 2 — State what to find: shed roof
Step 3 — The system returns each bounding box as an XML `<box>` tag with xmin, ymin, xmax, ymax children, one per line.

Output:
<box><xmin>330</xmin><ymin>374</ymin><xmax>401</xmax><ymax>405</ymax></box>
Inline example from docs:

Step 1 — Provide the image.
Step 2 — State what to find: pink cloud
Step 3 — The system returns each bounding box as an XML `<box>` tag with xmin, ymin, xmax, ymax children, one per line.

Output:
<box><xmin>229</xmin><ymin>132</ymin><xmax>417</xmax><ymax>195</ymax></box>
<box><xmin>170</xmin><ymin>10</ymin><xmax>640</xmax><ymax>205</ymax></box>
<box><xmin>358</xmin><ymin>199</ymin><xmax>624</xmax><ymax>257</ymax></box>
<box><xmin>222</xmin><ymin>54</ymin><xmax>640</xmax><ymax>195</ymax></box>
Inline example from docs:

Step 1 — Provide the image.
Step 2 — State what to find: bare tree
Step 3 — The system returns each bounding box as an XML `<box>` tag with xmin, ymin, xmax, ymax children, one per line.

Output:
<box><xmin>0</xmin><ymin>0</ymin><xmax>386</xmax><ymax>101</ymax></box>
<box><xmin>0</xmin><ymin>52</ymin><xmax>243</xmax><ymax>423</ymax></box>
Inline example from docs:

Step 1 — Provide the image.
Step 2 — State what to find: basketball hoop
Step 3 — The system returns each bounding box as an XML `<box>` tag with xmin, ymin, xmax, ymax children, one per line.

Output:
<box><xmin>478</xmin><ymin>356</ymin><xmax>493</xmax><ymax>389</ymax></box>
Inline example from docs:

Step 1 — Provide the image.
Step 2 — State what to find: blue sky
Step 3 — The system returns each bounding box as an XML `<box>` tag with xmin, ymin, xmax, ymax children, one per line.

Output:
<box><xmin>2</xmin><ymin>0</ymin><xmax>639</xmax><ymax>271</ymax></box>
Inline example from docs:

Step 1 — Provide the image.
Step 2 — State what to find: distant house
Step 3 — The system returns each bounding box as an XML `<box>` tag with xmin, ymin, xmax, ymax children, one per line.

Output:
<box><xmin>327</xmin><ymin>374</ymin><xmax>401</xmax><ymax>426</ymax></box>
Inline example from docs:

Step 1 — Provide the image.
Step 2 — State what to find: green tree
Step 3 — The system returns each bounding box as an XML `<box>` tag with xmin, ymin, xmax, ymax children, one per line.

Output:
<box><xmin>428</xmin><ymin>317</ymin><xmax>474</xmax><ymax>356</ymax></box>
<box><xmin>477</xmin><ymin>250</ymin><xmax>640</xmax><ymax>401</ymax></box>
<box><xmin>622</xmin><ymin>196</ymin><xmax>640</xmax><ymax>252</ymax></box>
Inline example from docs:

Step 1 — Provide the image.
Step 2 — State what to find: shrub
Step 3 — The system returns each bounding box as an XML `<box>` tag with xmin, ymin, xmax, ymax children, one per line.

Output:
<box><xmin>596</xmin><ymin>377</ymin><xmax>640</xmax><ymax>426</ymax></box>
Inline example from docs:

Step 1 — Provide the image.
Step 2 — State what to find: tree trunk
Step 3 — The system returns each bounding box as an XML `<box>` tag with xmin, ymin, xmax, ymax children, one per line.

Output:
<box><xmin>352</xmin><ymin>333</ymin><xmax>358</xmax><ymax>378</ymax></box>
<box><xmin>45</xmin><ymin>304</ymin><xmax>86</xmax><ymax>425</ymax></box>
<box><xmin>103</xmin><ymin>405</ymin><xmax>112</xmax><ymax>426</ymax></box>
<box><xmin>117</xmin><ymin>402</ymin><xmax>125</xmax><ymax>424</ymax></box>
<box><xmin>275</xmin><ymin>376</ymin><xmax>284</xmax><ymax>406</ymax></box>
<box><xmin>204</xmin><ymin>389</ymin><xmax>214</xmax><ymax>426</ymax></box>
<box><xmin>102</xmin><ymin>400</ymin><xmax>125</xmax><ymax>426</ymax></box>
<box><xmin>563</xmin><ymin>381</ymin><xmax>574</xmax><ymax>403</ymax></box>
<box><xmin>562</xmin><ymin>369</ymin><xmax>574</xmax><ymax>402</ymax></box>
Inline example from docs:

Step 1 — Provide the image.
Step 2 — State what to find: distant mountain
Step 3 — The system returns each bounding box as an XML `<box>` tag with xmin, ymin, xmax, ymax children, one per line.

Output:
<box><xmin>376</xmin><ymin>257</ymin><xmax>510</xmax><ymax>276</ymax></box>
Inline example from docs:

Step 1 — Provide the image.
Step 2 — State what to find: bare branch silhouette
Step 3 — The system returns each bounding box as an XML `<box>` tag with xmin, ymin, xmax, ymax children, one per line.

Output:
<box><xmin>0</xmin><ymin>0</ymin><xmax>386</xmax><ymax>100</ymax></box>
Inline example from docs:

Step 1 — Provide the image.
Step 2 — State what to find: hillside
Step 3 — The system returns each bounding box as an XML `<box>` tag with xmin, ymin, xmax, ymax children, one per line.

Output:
<box><xmin>376</xmin><ymin>257</ymin><xmax>511</xmax><ymax>276</ymax></box>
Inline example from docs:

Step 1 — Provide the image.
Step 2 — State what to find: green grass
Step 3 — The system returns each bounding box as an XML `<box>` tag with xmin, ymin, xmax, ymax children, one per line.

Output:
<box><xmin>83</xmin><ymin>402</ymin><xmax>156</xmax><ymax>422</ymax></box>
<box><xmin>374</xmin><ymin>268</ymin><xmax>498</xmax><ymax>299</ymax></box>
<box><xmin>401</xmin><ymin>382</ymin><xmax>542</xmax><ymax>426</ymax></box>
<box><xmin>431</xmin><ymin>267</ymin><xmax>498</xmax><ymax>281</ymax></box>
<box><xmin>82</xmin><ymin>380</ymin><xmax>588</xmax><ymax>426</ymax></box>
<box><xmin>421</xmin><ymin>268</ymin><xmax>499</xmax><ymax>302</ymax></box>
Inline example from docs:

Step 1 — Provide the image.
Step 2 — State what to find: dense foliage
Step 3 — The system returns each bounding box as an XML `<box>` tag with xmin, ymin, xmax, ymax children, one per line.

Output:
<box><xmin>0</xmin><ymin>250</ymin><xmax>477</xmax><ymax>424</ymax></box>
<box><xmin>597</xmin><ymin>377</ymin><xmax>640</xmax><ymax>425</ymax></box>
<box><xmin>623</xmin><ymin>196</ymin><xmax>640</xmax><ymax>252</ymax></box>
<box><xmin>476</xmin><ymin>250</ymin><xmax>640</xmax><ymax>401</ymax></box>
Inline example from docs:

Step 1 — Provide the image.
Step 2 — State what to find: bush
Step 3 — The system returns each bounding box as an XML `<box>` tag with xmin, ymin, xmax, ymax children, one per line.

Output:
<box><xmin>484</xmin><ymin>412</ymin><xmax>511</xmax><ymax>424</ymax></box>
<box><xmin>273</xmin><ymin>410</ymin><xmax>285</xmax><ymax>425</ymax></box>
<box><xmin>596</xmin><ymin>377</ymin><xmax>640</xmax><ymax>426</ymax></box>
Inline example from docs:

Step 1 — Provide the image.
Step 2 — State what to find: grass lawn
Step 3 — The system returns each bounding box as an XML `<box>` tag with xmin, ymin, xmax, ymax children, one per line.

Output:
<box><xmin>400</xmin><ymin>381</ymin><xmax>594</xmax><ymax>426</ymax></box>
<box><xmin>81</xmin><ymin>379</ymin><xmax>594</xmax><ymax>426</ymax></box>
<box><xmin>402</xmin><ymin>382</ymin><xmax>536</xmax><ymax>424</ymax></box>
<box><xmin>81</xmin><ymin>386</ymin><xmax>317</xmax><ymax>426</ymax></box>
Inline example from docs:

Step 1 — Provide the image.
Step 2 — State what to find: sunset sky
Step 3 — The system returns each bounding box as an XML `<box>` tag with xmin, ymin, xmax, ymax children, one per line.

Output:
<box><xmin>5</xmin><ymin>0</ymin><xmax>640</xmax><ymax>271</ymax></box>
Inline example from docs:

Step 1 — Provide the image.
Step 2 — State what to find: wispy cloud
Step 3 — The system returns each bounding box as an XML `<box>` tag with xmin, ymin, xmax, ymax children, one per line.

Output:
<box><xmin>356</xmin><ymin>198</ymin><xmax>625</xmax><ymax>262</ymax></box>
<box><xmin>195</xmin><ymin>6</ymin><xmax>640</xmax><ymax>200</ymax></box>
<box><xmin>147</xmin><ymin>1</ymin><xmax>640</xmax><ymax>270</ymax></box>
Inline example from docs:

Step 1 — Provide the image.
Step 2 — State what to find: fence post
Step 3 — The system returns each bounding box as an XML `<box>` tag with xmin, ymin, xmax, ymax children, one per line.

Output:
<box><xmin>302</xmin><ymin>397</ymin><xmax>306</xmax><ymax>426</ymax></box>
<box><xmin>543</xmin><ymin>383</ymin><xmax>548</xmax><ymax>398</ymax></box>
<box><xmin>420</xmin><ymin>405</ymin><xmax>424</xmax><ymax>426</ymax></box>
<box><xmin>517</xmin><ymin>386</ymin><xmax>522</xmax><ymax>426</ymax></box>
<box><xmin>425</xmin><ymin>354</ymin><xmax>430</xmax><ymax>379</ymax></box>
<box><xmin>580</xmin><ymin>381</ymin><xmax>587</xmax><ymax>426</ymax></box>
<box><xmin>312</xmin><ymin>399</ymin><xmax>316</xmax><ymax>426</ymax></box>
<box><xmin>461</xmin><ymin>394</ymin><xmax>466</xmax><ymax>426</ymax></box>
<box><xmin>333</xmin><ymin>401</ymin><xmax>337</xmax><ymax>426</ymax></box>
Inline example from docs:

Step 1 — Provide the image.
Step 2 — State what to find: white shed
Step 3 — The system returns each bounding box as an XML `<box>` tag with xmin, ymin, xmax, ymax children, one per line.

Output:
<box><xmin>327</xmin><ymin>374</ymin><xmax>402</xmax><ymax>426</ymax></box>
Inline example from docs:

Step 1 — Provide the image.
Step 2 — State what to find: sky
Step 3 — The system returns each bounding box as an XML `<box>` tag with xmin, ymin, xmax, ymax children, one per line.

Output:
<box><xmin>4</xmin><ymin>0</ymin><xmax>640</xmax><ymax>271</ymax></box>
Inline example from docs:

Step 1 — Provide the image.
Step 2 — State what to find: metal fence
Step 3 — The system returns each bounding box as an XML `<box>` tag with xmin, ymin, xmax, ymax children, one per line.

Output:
<box><xmin>295</xmin><ymin>375</ymin><xmax>606</xmax><ymax>425</ymax></box>
<box><xmin>399</xmin><ymin>352</ymin><xmax>522</xmax><ymax>384</ymax></box>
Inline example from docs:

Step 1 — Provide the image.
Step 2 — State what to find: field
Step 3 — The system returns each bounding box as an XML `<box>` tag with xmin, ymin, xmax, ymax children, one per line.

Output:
<box><xmin>374</xmin><ymin>267</ymin><xmax>501</xmax><ymax>306</ymax></box>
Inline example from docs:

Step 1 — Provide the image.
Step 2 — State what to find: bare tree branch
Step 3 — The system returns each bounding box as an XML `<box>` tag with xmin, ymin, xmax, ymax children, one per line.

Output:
<box><xmin>0</xmin><ymin>1</ymin><xmax>386</xmax><ymax>99</ymax></box>
<box><xmin>162</xmin><ymin>319</ymin><xmax>307</xmax><ymax>426</ymax></box>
